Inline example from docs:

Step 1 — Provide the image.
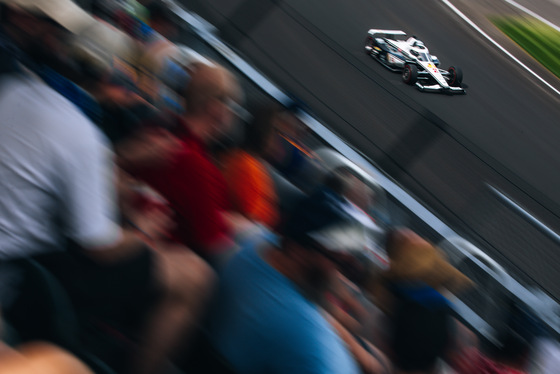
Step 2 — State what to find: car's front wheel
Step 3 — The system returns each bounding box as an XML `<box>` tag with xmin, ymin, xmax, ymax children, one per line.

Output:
<box><xmin>447</xmin><ymin>66</ymin><xmax>463</xmax><ymax>86</ymax></box>
<box><xmin>402</xmin><ymin>64</ymin><xmax>418</xmax><ymax>85</ymax></box>
<box><xmin>364</xmin><ymin>36</ymin><xmax>376</xmax><ymax>55</ymax></box>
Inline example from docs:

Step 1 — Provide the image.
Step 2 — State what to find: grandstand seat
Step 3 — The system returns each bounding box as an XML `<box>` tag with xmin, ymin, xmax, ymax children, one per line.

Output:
<box><xmin>176</xmin><ymin>330</ymin><xmax>238</xmax><ymax>374</ymax></box>
<box><xmin>3</xmin><ymin>259</ymin><xmax>116</xmax><ymax>374</ymax></box>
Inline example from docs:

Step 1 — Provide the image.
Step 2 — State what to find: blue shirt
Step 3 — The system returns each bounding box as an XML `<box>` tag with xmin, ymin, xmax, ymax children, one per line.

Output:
<box><xmin>208</xmin><ymin>230</ymin><xmax>360</xmax><ymax>374</ymax></box>
<box><xmin>37</xmin><ymin>66</ymin><xmax>102</xmax><ymax>125</ymax></box>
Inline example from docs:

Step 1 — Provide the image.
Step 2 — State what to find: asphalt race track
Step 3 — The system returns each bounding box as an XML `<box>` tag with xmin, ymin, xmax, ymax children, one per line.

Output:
<box><xmin>181</xmin><ymin>0</ymin><xmax>560</xmax><ymax>300</ymax></box>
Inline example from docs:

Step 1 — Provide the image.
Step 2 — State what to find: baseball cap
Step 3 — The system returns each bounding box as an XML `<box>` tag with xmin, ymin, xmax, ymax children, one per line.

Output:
<box><xmin>284</xmin><ymin>187</ymin><xmax>372</xmax><ymax>255</ymax></box>
<box><xmin>283</xmin><ymin>186</ymin><xmax>379</xmax><ymax>284</ymax></box>
<box><xmin>0</xmin><ymin>0</ymin><xmax>97</xmax><ymax>34</ymax></box>
<box><xmin>383</xmin><ymin>228</ymin><xmax>473</xmax><ymax>293</ymax></box>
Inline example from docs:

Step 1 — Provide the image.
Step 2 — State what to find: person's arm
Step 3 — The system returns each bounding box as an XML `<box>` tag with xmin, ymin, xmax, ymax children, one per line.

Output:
<box><xmin>58</xmin><ymin>122</ymin><xmax>150</xmax><ymax>263</ymax></box>
<box><xmin>326</xmin><ymin>273</ymin><xmax>369</xmax><ymax>335</ymax></box>
<box><xmin>323</xmin><ymin>312</ymin><xmax>388</xmax><ymax>374</ymax></box>
<box><xmin>79</xmin><ymin>229</ymin><xmax>144</xmax><ymax>263</ymax></box>
<box><xmin>444</xmin><ymin>320</ymin><xmax>480</xmax><ymax>374</ymax></box>
<box><xmin>86</xmin><ymin>191</ymin><xmax>179</xmax><ymax>263</ymax></box>
<box><xmin>0</xmin><ymin>342</ymin><xmax>94</xmax><ymax>374</ymax></box>
<box><xmin>60</xmin><ymin>130</ymin><xmax>121</xmax><ymax>251</ymax></box>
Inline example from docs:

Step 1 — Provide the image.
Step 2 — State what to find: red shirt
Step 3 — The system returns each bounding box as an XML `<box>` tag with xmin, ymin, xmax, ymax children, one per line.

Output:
<box><xmin>131</xmin><ymin>131</ymin><xmax>231</xmax><ymax>255</ymax></box>
<box><xmin>454</xmin><ymin>348</ymin><xmax>527</xmax><ymax>374</ymax></box>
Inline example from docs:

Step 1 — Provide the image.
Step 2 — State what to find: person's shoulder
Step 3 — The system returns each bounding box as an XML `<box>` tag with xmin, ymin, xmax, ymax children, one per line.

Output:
<box><xmin>221</xmin><ymin>150</ymin><xmax>263</xmax><ymax>177</ymax></box>
<box><xmin>221</xmin><ymin>233</ymin><xmax>286</xmax><ymax>294</ymax></box>
<box><xmin>0</xmin><ymin>74</ymin><xmax>68</xmax><ymax>115</ymax></box>
<box><xmin>223</xmin><ymin>231</ymin><xmax>272</xmax><ymax>271</ymax></box>
<box><xmin>221</xmin><ymin>149</ymin><xmax>245</xmax><ymax>165</ymax></box>
<box><xmin>54</xmin><ymin>105</ymin><xmax>109</xmax><ymax>151</ymax></box>
<box><xmin>270</xmin><ymin>312</ymin><xmax>360</xmax><ymax>374</ymax></box>
<box><xmin>26</xmin><ymin>76</ymin><xmax>96</xmax><ymax>126</ymax></box>
<box><xmin>2</xmin><ymin>75</ymin><xmax>107</xmax><ymax>146</ymax></box>
<box><xmin>161</xmin><ymin>141</ymin><xmax>205</xmax><ymax>176</ymax></box>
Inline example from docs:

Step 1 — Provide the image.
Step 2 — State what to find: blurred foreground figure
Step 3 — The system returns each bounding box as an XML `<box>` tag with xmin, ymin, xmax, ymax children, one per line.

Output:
<box><xmin>190</xmin><ymin>185</ymin><xmax>391</xmax><ymax>374</ymax></box>
<box><xmin>531</xmin><ymin>337</ymin><xmax>560</xmax><ymax>374</ymax></box>
<box><xmin>0</xmin><ymin>342</ymin><xmax>93</xmax><ymax>374</ymax></box>
<box><xmin>266</xmin><ymin>105</ymin><xmax>321</xmax><ymax>193</ymax></box>
<box><xmin>128</xmin><ymin>63</ymin><xmax>245</xmax><ymax>267</ymax></box>
<box><xmin>221</xmin><ymin>104</ymin><xmax>282</xmax><ymax>230</ymax></box>
<box><xmin>0</xmin><ymin>2</ymin><xmax>215</xmax><ymax>374</ymax></box>
<box><xmin>450</xmin><ymin>301</ymin><xmax>543</xmax><ymax>374</ymax></box>
<box><xmin>0</xmin><ymin>300</ymin><xmax>91</xmax><ymax>374</ymax></box>
<box><xmin>369</xmin><ymin>228</ymin><xmax>473</xmax><ymax>374</ymax></box>
<box><xmin>0</xmin><ymin>0</ymin><xmax>118</xmax><ymax>285</ymax></box>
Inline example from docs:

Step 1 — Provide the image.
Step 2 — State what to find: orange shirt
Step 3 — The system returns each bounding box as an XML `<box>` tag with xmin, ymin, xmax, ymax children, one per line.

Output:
<box><xmin>222</xmin><ymin>150</ymin><xmax>279</xmax><ymax>229</ymax></box>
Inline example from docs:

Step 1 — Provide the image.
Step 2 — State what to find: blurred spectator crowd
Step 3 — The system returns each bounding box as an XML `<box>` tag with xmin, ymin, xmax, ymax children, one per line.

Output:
<box><xmin>0</xmin><ymin>0</ymin><xmax>558</xmax><ymax>373</ymax></box>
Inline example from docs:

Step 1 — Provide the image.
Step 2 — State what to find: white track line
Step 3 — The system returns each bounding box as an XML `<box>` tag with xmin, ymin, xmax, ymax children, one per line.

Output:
<box><xmin>440</xmin><ymin>0</ymin><xmax>560</xmax><ymax>96</ymax></box>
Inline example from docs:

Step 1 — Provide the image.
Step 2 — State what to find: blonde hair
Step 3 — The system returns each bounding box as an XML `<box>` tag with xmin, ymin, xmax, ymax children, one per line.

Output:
<box><xmin>183</xmin><ymin>63</ymin><xmax>241</xmax><ymax>115</ymax></box>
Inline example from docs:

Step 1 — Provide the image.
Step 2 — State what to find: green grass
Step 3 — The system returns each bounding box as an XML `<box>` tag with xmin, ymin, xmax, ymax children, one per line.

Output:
<box><xmin>491</xmin><ymin>16</ymin><xmax>560</xmax><ymax>79</ymax></box>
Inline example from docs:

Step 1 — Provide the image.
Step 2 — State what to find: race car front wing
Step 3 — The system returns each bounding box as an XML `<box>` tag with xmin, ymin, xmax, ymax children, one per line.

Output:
<box><xmin>415</xmin><ymin>82</ymin><xmax>466</xmax><ymax>94</ymax></box>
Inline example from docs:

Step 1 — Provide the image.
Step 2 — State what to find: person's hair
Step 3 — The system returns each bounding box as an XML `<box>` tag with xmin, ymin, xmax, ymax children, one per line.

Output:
<box><xmin>0</xmin><ymin>4</ymin><xmax>9</xmax><ymax>24</ymax></box>
<box><xmin>344</xmin><ymin>172</ymin><xmax>374</xmax><ymax>210</ymax></box>
<box><xmin>61</xmin><ymin>38</ymin><xmax>113</xmax><ymax>90</ymax></box>
<box><xmin>182</xmin><ymin>63</ymin><xmax>240</xmax><ymax>116</ymax></box>
<box><xmin>1</xmin><ymin>4</ymin><xmax>87</xmax><ymax>85</ymax></box>
<box><xmin>383</xmin><ymin>227</ymin><xmax>405</xmax><ymax>257</ymax></box>
<box><xmin>242</xmin><ymin>104</ymin><xmax>281</xmax><ymax>155</ymax></box>
<box><xmin>99</xmin><ymin>104</ymin><xmax>176</xmax><ymax>145</ymax></box>
<box><xmin>146</xmin><ymin>1</ymin><xmax>174</xmax><ymax>24</ymax></box>
<box><xmin>486</xmin><ymin>300</ymin><xmax>539</xmax><ymax>367</ymax></box>
<box><xmin>323</xmin><ymin>168</ymin><xmax>354</xmax><ymax>196</ymax></box>
<box><xmin>491</xmin><ymin>329</ymin><xmax>530</xmax><ymax>364</ymax></box>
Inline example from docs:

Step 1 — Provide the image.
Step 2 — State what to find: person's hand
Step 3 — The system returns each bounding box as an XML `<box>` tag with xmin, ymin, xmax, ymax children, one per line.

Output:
<box><xmin>120</xmin><ymin>180</ymin><xmax>176</xmax><ymax>244</ymax></box>
<box><xmin>131</xmin><ymin>205</ymin><xmax>175</xmax><ymax>243</ymax></box>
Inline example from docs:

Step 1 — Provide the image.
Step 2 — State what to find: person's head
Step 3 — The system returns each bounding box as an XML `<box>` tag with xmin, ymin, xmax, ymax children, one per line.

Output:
<box><xmin>63</xmin><ymin>25</ymin><xmax>131</xmax><ymax>94</ymax></box>
<box><xmin>242</xmin><ymin>104</ymin><xmax>282</xmax><ymax>157</ymax></box>
<box><xmin>345</xmin><ymin>173</ymin><xmax>375</xmax><ymax>211</ymax></box>
<box><xmin>275</xmin><ymin>105</ymin><xmax>306</xmax><ymax>140</ymax></box>
<box><xmin>490</xmin><ymin>329</ymin><xmax>531</xmax><ymax>369</ymax></box>
<box><xmin>182</xmin><ymin>63</ymin><xmax>241</xmax><ymax>142</ymax></box>
<box><xmin>384</xmin><ymin>228</ymin><xmax>428</xmax><ymax>258</ymax></box>
<box><xmin>107</xmin><ymin>105</ymin><xmax>181</xmax><ymax>170</ymax></box>
<box><xmin>0</xmin><ymin>0</ymin><xmax>96</xmax><ymax>70</ymax></box>
<box><xmin>281</xmin><ymin>187</ymin><xmax>373</xmax><ymax>301</ymax></box>
<box><xmin>145</xmin><ymin>0</ymin><xmax>177</xmax><ymax>39</ymax></box>
<box><xmin>322</xmin><ymin>169</ymin><xmax>352</xmax><ymax>196</ymax></box>
<box><xmin>486</xmin><ymin>300</ymin><xmax>542</xmax><ymax>370</ymax></box>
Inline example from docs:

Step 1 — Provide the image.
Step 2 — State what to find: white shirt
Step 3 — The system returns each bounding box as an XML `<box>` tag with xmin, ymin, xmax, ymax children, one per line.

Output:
<box><xmin>0</xmin><ymin>74</ymin><xmax>120</xmax><ymax>258</ymax></box>
<box><xmin>531</xmin><ymin>338</ymin><xmax>560</xmax><ymax>374</ymax></box>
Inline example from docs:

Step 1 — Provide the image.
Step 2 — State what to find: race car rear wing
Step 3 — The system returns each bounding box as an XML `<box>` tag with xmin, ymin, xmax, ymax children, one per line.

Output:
<box><xmin>367</xmin><ymin>29</ymin><xmax>407</xmax><ymax>39</ymax></box>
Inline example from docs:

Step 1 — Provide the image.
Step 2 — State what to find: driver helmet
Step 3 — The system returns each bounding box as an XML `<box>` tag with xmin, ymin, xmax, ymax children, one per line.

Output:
<box><xmin>414</xmin><ymin>40</ymin><xmax>425</xmax><ymax>49</ymax></box>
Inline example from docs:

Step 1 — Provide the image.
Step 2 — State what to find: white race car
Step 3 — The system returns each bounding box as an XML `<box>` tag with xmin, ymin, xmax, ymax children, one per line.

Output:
<box><xmin>365</xmin><ymin>29</ymin><xmax>465</xmax><ymax>94</ymax></box>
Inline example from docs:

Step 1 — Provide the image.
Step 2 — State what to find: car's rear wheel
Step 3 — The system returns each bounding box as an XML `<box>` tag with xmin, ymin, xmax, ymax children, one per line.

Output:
<box><xmin>447</xmin><ymin>66</ymin><xmax>463</xmax><ymax>86</ymax></box>
<box><xmin>402</xmin><ymin>64</ymin><xmax>418</xmax><ymax>85</ymax></box>
<box><xmin>364</xmin><ymin>36</ymin><xmax>376</xmax><ymax>55</ymax></box>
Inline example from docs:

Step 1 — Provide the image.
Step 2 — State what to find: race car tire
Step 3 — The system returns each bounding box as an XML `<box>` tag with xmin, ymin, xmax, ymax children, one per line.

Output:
<box><xmin>365</xmin><ymin>36</ymin><xmax>376</xmax><ymax>55</ymax></box>
<box><xmin>402</xmin><ymin>64</ymin><xmax>418</xmax><ymax>85</ymax></box>
<box><xmin>447</xmin><ymin>66</ymin><xmax>463</xmax><ymax>86</ymax></box>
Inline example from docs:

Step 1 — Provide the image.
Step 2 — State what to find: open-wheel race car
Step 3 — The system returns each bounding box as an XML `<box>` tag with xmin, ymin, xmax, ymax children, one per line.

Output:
<box><xmin>364</xmin><ymin>29</ymin><xmax>465</xmax><ymax>94</ymax></box>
